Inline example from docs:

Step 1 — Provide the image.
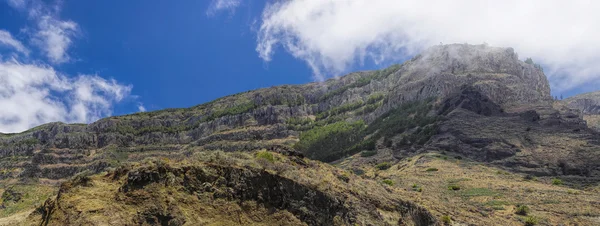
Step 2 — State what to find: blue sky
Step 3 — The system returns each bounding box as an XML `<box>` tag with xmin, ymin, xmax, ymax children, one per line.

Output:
<box><xmin>0</xmin><ymin>0</ymin><xmax>599</xmax><ymax>133</ymax></box>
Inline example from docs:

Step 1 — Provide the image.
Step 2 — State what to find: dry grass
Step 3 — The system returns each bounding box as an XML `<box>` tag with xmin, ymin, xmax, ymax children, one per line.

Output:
<box><xmin>358</xmin><ymin>152</ymin><xmax>600</xmax><ymax>225</ymax></box>
<box><xmin>584</xmin><ymin>115</ymin><xmax>600</xmax><ymax>129</ymax></box>
<box><xmin>23</xmin><ymin>151</ymin><xmax>435</xmax><ymax>226</ymax></box>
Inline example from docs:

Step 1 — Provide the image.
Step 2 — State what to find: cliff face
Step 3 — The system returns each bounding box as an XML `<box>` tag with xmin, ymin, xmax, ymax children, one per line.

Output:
<box><xmin>0</xmin><ymin>44</ymin><xmax>593</xmax><ymax>183</ymax></box>
<box><xmin>564</xmin><ymin>91</ymin><xmax>600</xmax><ymax>131</ymax></box>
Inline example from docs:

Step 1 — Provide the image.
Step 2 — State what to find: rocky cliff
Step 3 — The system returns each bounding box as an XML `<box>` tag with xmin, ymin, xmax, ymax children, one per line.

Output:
<box><xmin>0</xmin><ymin>44</ymin><xmax>561</xmax><ymax>182</ymax></box>
<box><xmin>564</xmin><ymin>91</ymin><xmax>600</xmax><ymax>131</ymax></box>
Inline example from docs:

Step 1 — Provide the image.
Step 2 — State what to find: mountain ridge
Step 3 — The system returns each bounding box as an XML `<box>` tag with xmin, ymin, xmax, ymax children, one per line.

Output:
<box><xmin>2</xmin><ymin>44</ymin><xmax>600</xmax><ymax>225</ymax></box>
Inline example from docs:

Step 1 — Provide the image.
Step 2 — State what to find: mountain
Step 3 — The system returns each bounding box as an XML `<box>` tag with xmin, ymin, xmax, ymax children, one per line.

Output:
<box><xmin>564</xmin><ymin>91</ymin><xmax>600</xmax><ymax>131</ymax></box>
<box><xmin>2</xmin><ymin>44</ymin><xmax>600</xmax><ymax>225</ymax></box>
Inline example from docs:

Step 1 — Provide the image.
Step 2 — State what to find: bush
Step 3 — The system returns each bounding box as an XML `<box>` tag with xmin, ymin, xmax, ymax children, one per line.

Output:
<box><xmin>524</xmin><ymin>216</ymin><xmax>539</xmax><ymax>226</ymax></box>
<box><xmin>426</xmin><ymin>168</ymin><xmax>439</xmax><ymax>172</ymax></box>
<box><xmin>448</xmin><ymin>184</ymin><xmax>461</xmax><ymax>191</ymax></box>
<box><xmin>382</xmin><ymin>179</ymin><xmax>394</xmax><ymax>186</ymax></box>
<box><xmin>515</xmin><ymin>205</ymin><xmax>530</xmax><ymax>216</ymax></box>
<box><xmin>352</xmin><ymin>168</ymin><xmax>365</xmax><ymax>176</ymax></box>
<box><xmin>255</xmin><ymin>151</ymin><xmax>275</xmax><ymax>163</ymax></box>
<box><xmin>551</xmin><ymin>178</ymin><xmax>563</xmax><ymax>185</ymax></box>
<box><xmin>376</xmin><ymin>162</ymin><xmax>391</xmax><ymax>170</ymax></box>
<box><xmin>441</xmin><ymin>215</ymin><xmax>452</xmax><ymax>225</ymax></box>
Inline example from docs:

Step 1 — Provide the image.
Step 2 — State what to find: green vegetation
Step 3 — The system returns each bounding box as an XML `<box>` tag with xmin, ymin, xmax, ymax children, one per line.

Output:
<box><xmin>105</xmin><ymin>148</ymin><xmax>129</xmax><ymax>166</ymax></box>
<box><xmin>207</xmin><ymin>101</ymin><xmax>257</xmax><ymax>121</ymax></box>
<box><xmin>360</xmin><ymin>150</ymin><xmax>377</xmax><ymax>157</ymax></box>
<box><xmin>515</xmin><ymin>205</ymin><xmax>530</xmax><ymax>216</ymax></box>
<box><xmin>0</xmin><ymin>184</ymin><xmax>55</xmax><ymax>218</ymax></box>
<box><xmin>352</xmin><ymin>168</ymin><xmax>365</xmax><ymax>176</ymax></box>
<box><xmin>524</xmin><ymin>57</ymin><xmax>543</xmax><ymax>72</ymax></box>
<box><xmin>355</xmin><ymin>101</ymin><xmax>382</xmax><ymax>115</ymax></box>
<box><xmin>551</xmin><ymin>178</ymin><xmax>563</xmax><ymax>185</ymax></box>
<box><xmin>263</xmin><ymin>93</ymin><xmax>305</xmax><ymax>107</ymax></box>
<box><xmin>365</xmin><ymin>98</ymin><xmax>439</xmax><ymax>146</ymax></box>
<box><xmin>524</xmin><ymin>216</ymin><xmax>539</xmax><ymax>226</ymax></box>
<box><xmin>460</xmin><ymin>188</ymin><xmax>498</xmax><ymax>198</ymax></box>
<box><xmin>412</xmin><ymin>184</ymin><xmax>423</xmax><ymax>192</ymax></box>
<box><xmin>426</xmin><ymin>168</ymin><xmax>439</xmax><ymax>172</ymax></box>
<box><xmin>337</xmin><ymin>173</ymin><xmax>350</xmax><ymax>183</ymax></box>
<box><xmin>16</xmin><ymin>138</ymin><xmax>39</xmax><ymax>146</ymax></box>
<box><xmin>286</xmin><ymin>117</ymin><xmax>315</xmax><ymax>131</ymax></box>
<box><xmin>448</xmin><ymin>184</ymin><xmax>461</xmax><ymax>191</ymax></box>
<box><xmin>382</xmin><ymin>179</ymin><xmax>394</xmax><ymax>186</ymax></box>
<box><xmin>320</xmin><ymin>64</ymin><xmax>400</xmax><ymax>101</ymax></box>
<box><xmin>316</xmin><ymin>101</ymin><xmax>364</xmax><ymax>120</ymax></box>
<box><xmin>376</xmin><ymin>162</ymin><xmax>391</xmax><ymax>170</ymax></box>
<box><xmin>366</xmin><ymin>93</ymin><xmax>385</xmax><ymax>104</ymax></box>
<box><xmin>485</xmin><ymin>200</ymin><xmax>509</xmax><ymax>206</ymax></box>
<box><xmin>294</xmin><ymin>120</ymin><xmax>366</xmax><ymax>162</ymax></box>
<box><xmin>255</xmin><ymin>151</ymin><xmax>275</xmax><ymax>163</ymax></box>
<box><xmin>441</xmin><ymin>215</ymin><xmax>452</xmax><ymax>225</ymax></box>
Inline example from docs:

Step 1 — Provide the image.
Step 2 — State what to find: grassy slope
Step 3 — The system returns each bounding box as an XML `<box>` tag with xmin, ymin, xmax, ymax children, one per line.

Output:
<box><xmin>340</xmin><ymin>152</ymin><xmax>600</xmax><ymax>225</ymax></box>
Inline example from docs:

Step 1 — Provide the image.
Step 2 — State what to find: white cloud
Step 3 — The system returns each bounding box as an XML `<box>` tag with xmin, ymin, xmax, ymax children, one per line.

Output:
<box><xmin>137</xmin><ymin>104</ymin><xmax>146</xmax><ymax>112</ymax></box>
<box><xmin>257</xmin><ymin>0</ymin><xmax>600</xmax><ymax>92</ymax></box>
<box><xmin>0</xmin><ymin>30</ymin><xmax>29</xmax><ymax>55</ymax></box>
<box><xmin>206</xmin><ymin>0</ymin><xmax>241</xmax><ymax>16</ymax></box>
<box><xmin>5</xmin><ymin>0</ymin><xmax>79</xmax><ymax>64</ymax></box>
<box><xmin>33</xmin><ymin>15</ymin><xmax>78</xmax><ymax>64</ymax></box>
<box><xmin>0</xmin><ymin>1</ymin><xmax>136</xmax><ymax>133</ymax></box>
<box><xmin>0</xmin><ymin>59</ymin><xmax>131</xmax><ymax>133</ymax></box>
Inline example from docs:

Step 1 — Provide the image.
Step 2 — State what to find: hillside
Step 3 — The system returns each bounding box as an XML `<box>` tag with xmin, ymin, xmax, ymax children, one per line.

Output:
<box><xmin>564</xmin><ymin>91</ymin><xmax>600</xmax><ymax>131</ymax></box>
<box><xmin>1</xmin><ymin>44</ymin><xmax>600</xmax><ymax>225</ymax></box>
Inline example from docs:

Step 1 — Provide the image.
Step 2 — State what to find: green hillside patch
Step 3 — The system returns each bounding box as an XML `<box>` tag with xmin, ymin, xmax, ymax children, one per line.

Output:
<box><xmin>366</xmin><ymin>98</ymin><xmax>439</xmax><ymax>146</ymax></box>
<box><xmin>294</xmin><ymin>120</ymin><xmax>366</xmax><ymax>162</ymax></box>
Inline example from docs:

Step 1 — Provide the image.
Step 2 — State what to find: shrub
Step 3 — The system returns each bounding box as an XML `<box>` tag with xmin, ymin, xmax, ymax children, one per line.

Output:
<box><xmin>524</xmin><ymin>216</ymin><xmax>539</xmax><ymax>226</ymax></box>
<box><xmin>426</xmin><ymin>168</ymin><xmax>439</xmax><ymax>172</ymax></box>
<box><xmin>441</xmin><ymin>215</ymin><xmax>452</xmax><ymax>225</ymax></box>
<box><xmin>352</xmin><ymin>168</ymin><xmax>365</xmax><ymax>176</ymax></box>
<box><xmin>448</xmin><ymin>184</ymin><xmax>461</xmax><ymax>191</ymax></box>
<box><xmin>376</xmin><ymin>162</ymin><xmax>391</xmax><ymax>170</ymax></box>
<box><xmin>255</xmin><ymin>151</ymin><xmax>275</xmax><ymax>163</ymax></box>
<box><xmin>523</xmin><ymin>174</ymin><xmax>534</xmax><ymax>181</ymax></box>
<box><xmin>551</xmin><ymin>178</ymin><xmax>563</xmax><ymax>185</ymax></box>
<box><xmin>515</xmin><ymin>205</ymin><xmax>530</xmax><ymax>216</ymax></box>
<box><xmin>382</xmin><ymin>179</ymin><xmax>394</xmax><ymax>186</ymax></box>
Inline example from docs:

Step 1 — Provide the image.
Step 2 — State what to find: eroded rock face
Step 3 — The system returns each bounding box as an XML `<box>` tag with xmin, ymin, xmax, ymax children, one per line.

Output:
<box><xmin>29</xmin><ymin>156</ymin><xmax>437</xmax><ymax>226</ymax></box>
<box><xmin>430</xmin><ymin>87</ymin><xmax>600</xmax><ymax>179</ymax></box>
<box><xmin>564</xmin><ymin>91</ymin><xmax>600</xmax><ymax>131</ymax></box>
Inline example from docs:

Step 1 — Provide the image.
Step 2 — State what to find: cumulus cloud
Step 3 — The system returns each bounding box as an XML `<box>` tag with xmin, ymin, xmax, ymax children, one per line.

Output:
<box><xmin>0</xmin><ymin>59</ymin><xmax>131</xmax><ymax>133</ymax></box>
<box><xmin>256</xmin><ymin>0</ymin><xmax>600</xmax><ymax>92</ymax></box>
<box><xmin>0</xmin><ymin>2</ymin><xmax>134</xmax><ymax>133</ymax></box>
<box><xmin>206</xmin><ymin>0</ymin><xmax>242</xmax><ymax>16</ymax></box>
<box><xmin>0</xmin><ymin>30</ymin><xmax>29</xmax><ymax>55</ymax></box>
